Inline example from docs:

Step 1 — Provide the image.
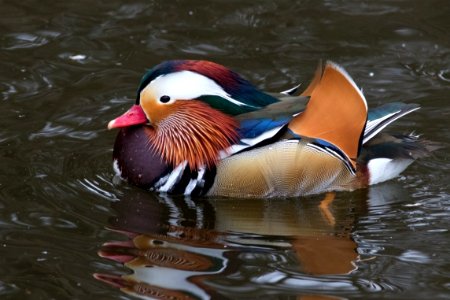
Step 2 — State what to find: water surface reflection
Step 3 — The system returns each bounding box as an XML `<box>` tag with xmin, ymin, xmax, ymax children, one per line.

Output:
<box><xmin>95</xmin><ymin>186</ymin><xmax>384</xmax><ymax>299</ymax></box>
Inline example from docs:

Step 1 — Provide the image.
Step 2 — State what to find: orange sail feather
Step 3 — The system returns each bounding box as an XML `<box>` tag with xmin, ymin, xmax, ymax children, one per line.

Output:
<box><xmin>288</xmin><ymin>62</ymin><xmax>368</xmax><ymax>168</ymax></box>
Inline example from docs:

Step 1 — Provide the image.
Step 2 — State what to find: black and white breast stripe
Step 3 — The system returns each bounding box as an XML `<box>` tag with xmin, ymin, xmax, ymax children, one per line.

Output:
<box><xmin>153</xmin><ymin>162</ymin><xmax>216</xmax><ymax>196</ymax></box>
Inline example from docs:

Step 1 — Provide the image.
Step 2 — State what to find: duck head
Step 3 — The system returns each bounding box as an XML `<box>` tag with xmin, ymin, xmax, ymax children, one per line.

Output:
<box><xmin>108</xmin><ymin>60</ymin><xmax>278</xmax><ymax>170</ymax></box>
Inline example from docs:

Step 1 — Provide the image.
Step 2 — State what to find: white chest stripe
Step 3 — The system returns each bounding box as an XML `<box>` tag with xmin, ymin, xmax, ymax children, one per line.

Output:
<box><xmin>157</xmin><ymin>162</ymin><xmax>187</xmax><ymax>192</ymax></box>
<box><xmin>184</xmin><ymin>167</ymin><xmax>206</xmax><ymax>195</ymax></box>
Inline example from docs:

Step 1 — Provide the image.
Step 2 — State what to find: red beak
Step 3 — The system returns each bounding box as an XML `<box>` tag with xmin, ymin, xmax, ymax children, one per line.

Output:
<box><xmin>108</xmin><ymin>105</ymin><xmax>148</xmax><ymax>129</ymax></box>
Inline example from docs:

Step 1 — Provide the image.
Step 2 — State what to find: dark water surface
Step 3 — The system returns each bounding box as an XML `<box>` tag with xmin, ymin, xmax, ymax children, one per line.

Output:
<box><xmin>1</xmin><ymin>1</ymin><xmax>449</xmax><ymax>299</ymax></box>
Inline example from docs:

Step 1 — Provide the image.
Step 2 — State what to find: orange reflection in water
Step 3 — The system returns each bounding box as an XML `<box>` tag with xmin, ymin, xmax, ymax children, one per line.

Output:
<box><xmin>95</xmin><ymin>188</ymin><xmax>373</xmax><ymax>299</ymax></box>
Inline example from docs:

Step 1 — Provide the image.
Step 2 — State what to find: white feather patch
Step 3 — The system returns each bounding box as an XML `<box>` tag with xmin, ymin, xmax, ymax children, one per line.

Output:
<box><xmin>144</xmin><ymin>71</ymin><xmax>254</xmax><ymax>107</ymax></box>
<box><xmin>280</xmin><ymin>83</ymin><xmax>302</xmax><ymax>95</ymax></box>
<box><xmin>158</xmin><ymin>162</ymin><xmax>187</xmax><ymax>192</ymax></box>
<box><xmin>368</xmin><ymin>158</ymin><xmax>413</xmax><ymax>185</ymax></box>
<box><xmin>112</xmin><ymin>159</ymin><xmax>122</xmax><ymax>177</ymax></box>
<box><xmin>184</xmin><ymin>166</ymin><xmax>206</xmax><ymax>195</ymax></box>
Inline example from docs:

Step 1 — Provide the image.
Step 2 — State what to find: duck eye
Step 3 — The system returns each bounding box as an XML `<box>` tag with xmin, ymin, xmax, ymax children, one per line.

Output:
<box><xmin>160</xmin><ymin>95</ymin><xmax>171</xmax><ymax>103</ymax></box>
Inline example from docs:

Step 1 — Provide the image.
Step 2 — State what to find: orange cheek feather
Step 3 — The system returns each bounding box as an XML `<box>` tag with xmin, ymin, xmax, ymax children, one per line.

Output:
<box><xmin>147</xmin><ymin>100</ymin><xmax>239</xmax><ymax>170</ymax></box>
<box><xmin>140</xmin><ymin>89</ymin><xmax>174</xmax><ymax>125</ymax></box>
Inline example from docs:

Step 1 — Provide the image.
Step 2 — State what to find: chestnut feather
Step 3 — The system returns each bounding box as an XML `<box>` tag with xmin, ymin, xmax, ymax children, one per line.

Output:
<box><xmin>149</xmin><ymin>100</ymin><xmax>239</xmax><ymax>170</ymax></box>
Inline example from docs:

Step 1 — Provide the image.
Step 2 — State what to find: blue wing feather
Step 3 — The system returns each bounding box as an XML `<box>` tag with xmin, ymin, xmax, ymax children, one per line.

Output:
<box><xmin>235</xmin><ymin>94</ymin><xmax>308</xmax><ymax>140</ymax></box>
<box><xmin>238</xmin><ymin>118</ymin><xmax>290</xmax><ymax>139</ymax></box>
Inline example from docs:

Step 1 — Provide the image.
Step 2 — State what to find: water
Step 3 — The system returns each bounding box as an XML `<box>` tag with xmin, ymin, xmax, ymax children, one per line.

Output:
<box><xmin>0</xmin><ymin>1</ymin><xmax>449</xmax><ymax>299</ymax></box>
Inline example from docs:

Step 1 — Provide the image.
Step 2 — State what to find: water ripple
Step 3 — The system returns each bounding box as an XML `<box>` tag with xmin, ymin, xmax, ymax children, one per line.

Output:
<box><xmin>107</xmin><ymin>3</ymin><xmax>151</xmax><ymax>20</ymax></box>
<box><xmin>398</xmin><ymin>250</ymin><xmax>431</xmax><ymax>264</ymax></box>
<box><xmin>0</xmin><ymin>0</ymin><xmax>449</xmax><ymax>299</ymax></box>
<box><xmin>77</xmin><ymin>177</ymin><xmax>119</xmax><ymax>202</ymax></box>
<box><xmin>323</xmin><ymin>1</ymin><xmax>401</xmax><ymax>16</ymax></box>
<box><xmin>0</xmin><ymin>280</ymin><xmax>18</xmax><ymax>296</ymax></box>
<box><xmin>1</xmin><ymin>82</ymin><xmax>18</xmax><ymax>99</ymax></box>
<box><xmin>3</xmin><ymin>33</ymin><xmax>50</xmax><ymax>50</ymax></box>
<box><xmin>437</xmin><ymin>69</ymin><xmax>450</xmax><ymax>82</ymax></box>
<box><xmin>29</xmin><ymin>122</ymin><xmax>99</xmax><ymax>141</ymax></box>
<box><xmin>27</xmin><ymin>213</ymin><xmax>78</xmax><ymax>229</ymax></box>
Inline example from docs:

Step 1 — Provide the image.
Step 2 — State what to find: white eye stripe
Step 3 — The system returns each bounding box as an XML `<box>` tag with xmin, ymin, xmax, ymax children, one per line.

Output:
<box><xmin>146</xmin><ymin>71</ymin><xmax>226</xmax><ymax>101</ymax></box>
<box><xmin>142</xmin><ymin>70</ymin><xmax>253</xmax><ymax>107</ymax></box>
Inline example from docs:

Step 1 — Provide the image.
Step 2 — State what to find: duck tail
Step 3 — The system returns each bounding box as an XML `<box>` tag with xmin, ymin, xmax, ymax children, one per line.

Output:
<box><xmin>362</xmin><ymin>133</ymin><xmax>441</xmax><ymax>185</ymax></box>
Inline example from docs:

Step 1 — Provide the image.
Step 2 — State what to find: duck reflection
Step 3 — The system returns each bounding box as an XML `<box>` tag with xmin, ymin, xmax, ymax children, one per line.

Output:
<box><xmin>95</xmin><ymin>187</ymin><xmax>375</xmax><ymax>299</ymax></box>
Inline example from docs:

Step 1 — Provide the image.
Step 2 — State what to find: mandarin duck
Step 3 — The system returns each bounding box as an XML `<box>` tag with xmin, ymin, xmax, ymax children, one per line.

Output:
<box><xmin>108</xmin><ymin>60</ymin><xmax>432</xmax><ymax>198</ymax></box>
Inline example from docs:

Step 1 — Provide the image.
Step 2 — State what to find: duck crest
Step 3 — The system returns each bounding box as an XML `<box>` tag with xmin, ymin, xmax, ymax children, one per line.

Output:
<box><xmin>148</xmin><ymin>100</ymin><xmax>239</xmax><ymax>170</ymax></box>
<box><xmin>136</xmin><ymin>60</ymin><xmax>278</xmax><ymax>114</ymax></box>
<box><xmin>175</xmin><ymin>60</ymin><xmax>242</xmax><ymax>94</ymax></box>
<box><xmin>178</xmin><ymin>61</ymin><xmax>279</xmax><ymax>110</ymax></box>
<box><xmin>135</xmin><ymin>60</ymin><xmax>181</xmax><ymax>103</ymax></box>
